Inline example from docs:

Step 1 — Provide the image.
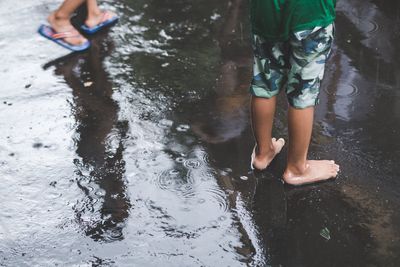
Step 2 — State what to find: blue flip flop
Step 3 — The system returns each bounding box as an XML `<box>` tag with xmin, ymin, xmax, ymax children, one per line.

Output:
<box><xmin>38</xmin><ymin>25</ymin><xmax>90</xmax><ymax>52</ymax></box>
<box><xmin>81</xmin><ymin>11</ymin><xmax>119</xmax><ymax>35</ymax></box>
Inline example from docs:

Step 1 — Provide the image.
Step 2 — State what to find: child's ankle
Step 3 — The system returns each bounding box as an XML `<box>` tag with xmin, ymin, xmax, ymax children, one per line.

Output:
<box><xmin>256</xmin><ymin>143</ymin><xmax>275</xmax><ymax>158</ymax></box>
<box><xmin>285</xmin><ymin>161</ymin><xmax>308</xmax><ymax>175</ymax></box>
<box><xmin>87</xmin><ymin>9</ymin><xmax>102</xmax><ymax>20</ymax></box>
<box><xmin>53</xmin><ymin>10</ymin><xmax>70</xmax><ymax>21</ymax></box>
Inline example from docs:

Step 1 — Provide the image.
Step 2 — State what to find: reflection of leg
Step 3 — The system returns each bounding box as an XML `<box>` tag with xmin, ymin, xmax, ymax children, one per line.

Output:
<box><xmin>48</xmin><ymin>0</ymin><xmax>87</xmax><ymax>45</ymax></box>
<box><xmin>283</xmin><ymin>100</ymin><xmax>339</xmax><ymax>185</ymax></box>
<box><xmin>252</xmin><ymin>174</ymin><xmax>287</xmax><ymax>265</ymax></box>
<box><xmin>85</xmin><ymin>0</ymin><xmax>117</xmax><ymax>28</ymax></box>
<box><xmin>251</xmin><ymin>96</ymin><xmax>285</xmax><ymax>170</ymax></box>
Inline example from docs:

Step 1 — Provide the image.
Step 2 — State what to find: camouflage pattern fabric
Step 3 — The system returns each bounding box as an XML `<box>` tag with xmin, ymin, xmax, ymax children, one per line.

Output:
<box><xmin>250</xmin><ymin>24</ymin><xmax>334</xmax><ymax>109</ymax></box>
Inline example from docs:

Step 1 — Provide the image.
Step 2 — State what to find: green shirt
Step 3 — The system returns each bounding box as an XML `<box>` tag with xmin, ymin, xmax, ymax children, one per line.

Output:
<box><xmin>251</xmin><ymin>0</ymin><xmax>336</xmax><ymax>41</ymax></box>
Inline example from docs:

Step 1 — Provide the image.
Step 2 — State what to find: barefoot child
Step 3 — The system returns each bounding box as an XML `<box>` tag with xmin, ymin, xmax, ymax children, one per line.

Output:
<box><xmin>38</xmin><ymin>0</ymin><xmax>118</xmax><ymax>51</ymax></box>
<box><xmin>250</xmin><ymin>0</ymin><xmax>340</xmax><ymax>185</ymax></box>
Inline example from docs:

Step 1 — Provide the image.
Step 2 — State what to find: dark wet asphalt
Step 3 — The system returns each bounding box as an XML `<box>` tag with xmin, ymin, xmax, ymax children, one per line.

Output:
<box><xmin>1</xmin><ymin>0</ymin><xmax>400</xmax><ymax>266</ymax></box>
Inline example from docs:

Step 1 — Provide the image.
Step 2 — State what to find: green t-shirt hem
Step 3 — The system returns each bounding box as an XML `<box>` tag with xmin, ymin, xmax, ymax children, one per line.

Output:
<box><xmin>252</xmin><ymin>17</ymin><xmax>335</xmax><ymax>42</ymax></box>
<box><xmin>292</xmin><ymin>17</ymin><xmax>335</xmax><ymax>33</ymax></box>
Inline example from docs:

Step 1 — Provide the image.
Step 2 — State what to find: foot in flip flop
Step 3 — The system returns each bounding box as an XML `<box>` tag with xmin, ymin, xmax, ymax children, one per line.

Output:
<box><xmin>251</xmin><ymin>138</ymin><xmax>285</xmax><ymax>171</ymax></box>
<box><xmin>82</xmin><ymin>10</ymin><xmax>119</xmax><ymax>34</ymax></box>
<box><xmin>38</xmin><ymin>12</ymin><xmax>90</xmax><ymax>52</ymax></box>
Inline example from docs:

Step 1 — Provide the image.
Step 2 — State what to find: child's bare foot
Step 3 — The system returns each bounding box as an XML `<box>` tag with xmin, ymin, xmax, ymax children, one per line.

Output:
<box><xmin>251</xmin><ymin>138</ymin><xmax>285</xmax><ymax>170</ymax></box>
<box><xmin>283</xmin><ymin>160</ymin><xmax>340</xmax><ymax>186</ymax></box>
<box><xmin>85</xmin><ymin>10</ymin><xmax>117</xmax><ymax>28</ymax></box>
<box><xmin>48</xmin><ymin>12</ymin><xmax>88</xmax><ymax>46</ymax></box>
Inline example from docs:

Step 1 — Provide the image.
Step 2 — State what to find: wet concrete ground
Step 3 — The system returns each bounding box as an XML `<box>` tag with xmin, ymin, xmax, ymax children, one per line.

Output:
<box><xmin>1</xmin><ymin>0</ymin><xmax>400</xmax><ymax>266</ymax></box>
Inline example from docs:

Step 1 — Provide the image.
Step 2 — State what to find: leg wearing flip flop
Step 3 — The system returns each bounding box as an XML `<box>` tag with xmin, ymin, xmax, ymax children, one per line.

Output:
<box><xmin>86</xmin><ymin>0</ymin><xmax>102</xmax><ymax>21</ymax></box>
<box><xmin>85</xmin><ymin>0</ymin><xmax>117</xmax><ymax>28</ymax></box>
<box><xmin>251</xmin><ymin>96</ymin><xmax>285</xmax><ymax>170</ymax></box>
<box><xmin>48</xmin><ymin>0</ymin><xmax>88</xmax><ymax>46</ymax></box>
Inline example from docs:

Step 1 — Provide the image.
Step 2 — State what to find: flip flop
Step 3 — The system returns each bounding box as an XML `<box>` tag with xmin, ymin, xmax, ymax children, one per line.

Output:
<box><xmin>38</xmin><ymin>24</ymin><xmax>90</xmax><ymax>52</ymax></box>
<box><xmin>81</xmin><ymin>11</ymin><xmax>119</xmax><ymax>35</ymax></box>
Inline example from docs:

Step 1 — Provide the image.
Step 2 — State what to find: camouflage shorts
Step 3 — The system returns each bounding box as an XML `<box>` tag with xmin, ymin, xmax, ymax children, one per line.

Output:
<box><xmin>250</xmin><ymin>24</ymin><xmax>334</xmax><ymax>109</ymax></box>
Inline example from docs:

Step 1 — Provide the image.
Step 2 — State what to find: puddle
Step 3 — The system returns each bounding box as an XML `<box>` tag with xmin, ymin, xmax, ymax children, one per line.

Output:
<box><xmin>1</xmin><ymin>0</ymin><xmax>400</xmax><ymax>266</ymax></box>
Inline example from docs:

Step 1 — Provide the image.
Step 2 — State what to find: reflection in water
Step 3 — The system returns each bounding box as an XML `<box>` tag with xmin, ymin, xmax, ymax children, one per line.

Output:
<box><xmin>252</xmin><ymin>174</ymin><xmax>287</xmax><ymax>265</ymax></box>
<box><xmin>186</xmin><ymin>0</ymin><xmax>259</xmax><ymax>260</ymax></box>
<box><xmin>191</xmin><ymin>0</ymin><xmax>251</xmax><ymax>144</ymax></box>
<box><xmin>47</xmin><ymin>30</ymin><xmax>130</xmax><ymax>241</ymax></box>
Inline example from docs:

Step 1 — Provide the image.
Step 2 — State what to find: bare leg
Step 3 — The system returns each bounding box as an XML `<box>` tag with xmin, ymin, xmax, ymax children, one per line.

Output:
<box><xmin>251</xmin><ymin>96</ymin><xmax>285</xmax><ymax>170</ymax></box>
<box><xmin>48</xmin><ymin>0</ymin><xmax>88</xmax><ymax>45</ymax></box>
<box><xmin>283</xmin><ymin>106</ymin><xmax>339</xmax><ymax>185</ymax></box>
<box><xmin>85</xmin><ymin>0</ymin><xmax>117</xmax><ymax>28</ymax></box>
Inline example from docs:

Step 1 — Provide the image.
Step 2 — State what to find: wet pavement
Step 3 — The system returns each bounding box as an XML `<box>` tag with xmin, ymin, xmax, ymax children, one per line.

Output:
<box><xmin>1</xmin><ymin>0</ymin><xmax>400</xmax><ymax>266</ymax></box>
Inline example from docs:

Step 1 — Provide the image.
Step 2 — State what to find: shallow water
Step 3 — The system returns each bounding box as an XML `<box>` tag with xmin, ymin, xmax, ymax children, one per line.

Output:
<box><xmin>0</xmin><ymin>0</ymin><xmax>400</xmax><ymax>266</ymax></box>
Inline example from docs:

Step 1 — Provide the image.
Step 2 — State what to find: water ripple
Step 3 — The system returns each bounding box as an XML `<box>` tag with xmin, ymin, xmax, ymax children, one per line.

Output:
<box><xmin>360</xmin><ymin>20</ymin><xmax>379</xmax><ymax>35</ymax></box>
<box><xmin>324</xmin><ymin>83</ymin><xmax>359</xmax><ymax>98</ymax></box>
<box><xmin>156</xmin><ymin>169</ymin><xmax>196</xmax><ymax>197</ymax></box>
<box><xmin>175</xmin><ymin>157</ymin><xmax>185</xmax><ymax>163</ymax></box>
<box><xmin>205</xmin><ymin>187</ymin><xmax>229</xmax><ymax>212</ymax></box>
<box><xmin>176</xmin><ymin>124</ymin><xmax>190</xmax><ymax>132</ymax></box>
<box><xmin>195</xmin><ymin>148</ymin><xmax>211</xmax><ymax>165</ymax></box>
<box><xmin>183</xmin><ymin>159</ymin><xmax>201</xmax><ymax>169</ymax></box>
